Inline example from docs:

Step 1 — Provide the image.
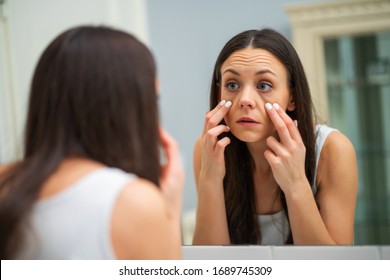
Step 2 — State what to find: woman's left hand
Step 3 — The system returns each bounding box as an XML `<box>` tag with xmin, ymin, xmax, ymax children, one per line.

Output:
<box><xmin>264</xmin><ymin>103</ymin><xmax>308</xmax><ymax>195</ymax></box>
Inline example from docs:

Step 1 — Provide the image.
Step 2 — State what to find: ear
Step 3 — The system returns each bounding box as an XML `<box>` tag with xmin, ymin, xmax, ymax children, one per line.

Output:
<box><xmin>287</xmin><ymin>94</ymin><xmax>296</xmax><ymax>111</ymax></box>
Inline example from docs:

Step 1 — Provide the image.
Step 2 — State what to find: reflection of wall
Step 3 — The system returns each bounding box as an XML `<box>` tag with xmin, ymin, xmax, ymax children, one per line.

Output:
<box><xmin>0</xmin><ymin>0</ymin><xmax>149</xmax><ymax>163</ymax></box>
<box><xmin>0</xmin><ymin>5</ymin><xmax>18</xmax><ymax>161</ymax></box>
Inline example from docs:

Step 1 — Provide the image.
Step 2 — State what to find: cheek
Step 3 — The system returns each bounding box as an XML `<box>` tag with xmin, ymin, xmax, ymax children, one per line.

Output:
<box><xmin>223</xmin><ymin>110</ymin><xmax>232</xmax><ymax>126</ymax></box>
<box><xmin>221</xmin><ymin>91</ymin><xmax>235</xmax><ymax>103</ymax></box>
<box><xmin>262</xmin><ymin>95</ymin><xmax>289</xmax><ymax>110</ymax></box>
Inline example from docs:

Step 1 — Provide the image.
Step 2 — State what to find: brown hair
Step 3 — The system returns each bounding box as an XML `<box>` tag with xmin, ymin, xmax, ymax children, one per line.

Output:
<box><xmin>210</xmin><ymin>28</ymin><xmax>316</xmax><ymax>244</ymax></box>
<box><xmin>0</xmin><ymin>26</ymin><xmax>160</xmax><ymax>258</ymax></box>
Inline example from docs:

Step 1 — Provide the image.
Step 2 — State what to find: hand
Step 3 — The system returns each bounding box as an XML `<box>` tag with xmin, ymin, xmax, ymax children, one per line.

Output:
<box><xmin>200</xmin><ymin>100</ymin><xmax>232</xmax><ymax>182</ymax></box>
<box><xmin>159</xmin><ymin>127</ymin><xmax>184</xmax><ymax>219</ymax></box>
<box><xmin>264</xmin><ymin>103</ymin><xmax>308</xmax><ymax>195</ymax></box>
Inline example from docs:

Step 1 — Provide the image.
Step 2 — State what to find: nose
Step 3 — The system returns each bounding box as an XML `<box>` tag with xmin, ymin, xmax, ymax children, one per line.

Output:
<box><xmin>238</xmin><ymin>86</ymin><xmax>256</xmax><ymax>109</ymax></box>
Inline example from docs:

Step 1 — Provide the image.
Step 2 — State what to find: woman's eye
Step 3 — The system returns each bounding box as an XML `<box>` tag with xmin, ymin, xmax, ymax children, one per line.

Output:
<box><xmin>226</xmin><ymin>82</ymin><xmax>239</xmax><ymax>91</ymax></box>
<box><xmin>258</xmin><ymin>82</ymin><xmax>272</xmax><ymax>92</ymax></box>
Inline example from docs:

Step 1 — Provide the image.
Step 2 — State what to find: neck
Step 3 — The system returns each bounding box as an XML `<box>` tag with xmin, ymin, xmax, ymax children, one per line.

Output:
<box><xmin>246</xmin><ymin>141</ymin><xmax>272</xmax><ymax>176</ymax></box>
<box><xmin>246</xmin><ymin>140</ymin><xmax>282</xmax><ymax>214</ymax></box>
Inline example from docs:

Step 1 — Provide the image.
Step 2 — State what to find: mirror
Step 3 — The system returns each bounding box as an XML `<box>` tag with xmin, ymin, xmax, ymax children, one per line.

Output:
<box><xmin>181</xmin><ymin>0</ymin><xmax>390</xmax><ymax>246</ymax></box>
<box><xmin>1</xmin><ymin>0</ymin><xmax>389</xmax><ymax>246</ymax></box>
<box><xmin>182</xmin><ymin>0</ymin><xmax>390</xmax><ymax>246</ymax></box>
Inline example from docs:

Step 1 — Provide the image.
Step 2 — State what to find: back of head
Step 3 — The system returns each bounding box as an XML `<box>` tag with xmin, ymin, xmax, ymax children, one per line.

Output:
<box><xmin>26</xmin><ymin>25</ymin><xmax>160</xmax><ymax>183</ymax></box>
<box><xmin>0</xmin><ymin>26</ymin><xmax>160</xmax><ymax>258</ymax></box>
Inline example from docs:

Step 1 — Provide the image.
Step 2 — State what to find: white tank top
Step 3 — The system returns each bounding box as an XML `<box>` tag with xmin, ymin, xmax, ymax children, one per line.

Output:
<box><xmin>16</xmin><ymin>167</ymin><xmax>136</xmax><ymax>259</ymax></box>
<box><xmin>257</xmin><ymin>124</ymin><xmax>338</xmax><ymax>245</ymax></box>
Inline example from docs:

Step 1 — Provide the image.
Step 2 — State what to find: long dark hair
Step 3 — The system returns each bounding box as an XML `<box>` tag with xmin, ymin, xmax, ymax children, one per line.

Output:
<box><xmin>0</xmin><ymin>26</ymin><xmax>160</xmax><ymax>258</ymax></box>
<box><xmin>210</xmin><ymin>28</ymin><xmax>316</xmax><ymax>244</ymax></box>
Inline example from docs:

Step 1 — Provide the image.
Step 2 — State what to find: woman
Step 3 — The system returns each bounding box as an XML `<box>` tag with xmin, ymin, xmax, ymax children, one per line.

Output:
<box><xmin>0</xmin><ymin>26</ymin><xmax>184</xmax><ymax>259</ymax></box>
<box><xmin>193</xmin><ymin>28</ymin><xmax>357</xmax><ymax>245</ymax></box>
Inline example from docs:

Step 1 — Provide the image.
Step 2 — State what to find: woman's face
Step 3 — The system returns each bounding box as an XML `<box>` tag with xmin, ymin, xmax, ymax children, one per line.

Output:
<box><xmin>220</xmin><ymin>47</ymin><xmax>295</xmax><ymax>143</ymax></box>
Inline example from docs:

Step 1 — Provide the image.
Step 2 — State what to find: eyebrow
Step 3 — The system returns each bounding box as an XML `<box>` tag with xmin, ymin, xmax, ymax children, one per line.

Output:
<box><xmin>222</xmin><ymin>68</ymin><xmax>277</xmax><ymax>76</ymax></box>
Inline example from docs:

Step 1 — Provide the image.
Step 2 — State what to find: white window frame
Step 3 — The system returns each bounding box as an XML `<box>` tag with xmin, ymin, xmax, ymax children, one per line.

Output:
<box><xmin>284</xmin><ymin>0</ymin><xmax>390</xmax><ymax>121</ymax></box>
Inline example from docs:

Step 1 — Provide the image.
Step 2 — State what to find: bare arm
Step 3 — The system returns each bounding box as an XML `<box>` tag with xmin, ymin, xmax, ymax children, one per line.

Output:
<box><xmin>265</xmin><ymin>103</ymin><xmax>357</xmax><ymax>244</ymax></box>
<box><xmin>313</xmin><ymin>131</ymin><xmax>357</xmax><ymax>244</ymax></box>
<box><xmin>112</xmin><ymin>179</ymin><xmax>182</xmax><ymax>259</ymax></box>
<box><xmin>112</xmin><ymin>127</ymin><xmax>184</xmax><ymax>259</ymax></box>
<box><xmin>0</xmin><ymin>162</ymin><xmax>18</xmax><ymax>175</ymax></box>
<box><xmin>192</xmin><ymin>101</ymin><xmax>232</xmax><ymax>245</ymax></box>
<box><xmin>285</xmin><ymin>132</ymin><xmax>357</xmax><ymax>244</ymax></box>
<box><xmin>192</xmin><ymin>137</ymin><xmax>230</xmax><ymax>244</ymax></box>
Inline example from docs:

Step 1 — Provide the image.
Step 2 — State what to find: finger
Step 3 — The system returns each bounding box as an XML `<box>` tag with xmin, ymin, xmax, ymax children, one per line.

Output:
<box><xmin>203</xmin><ymin>100</ymin><xmax>232</xmax><ymax>133</ymax></box>
<box><xmin>204</xmin><ymin>125</ymin><xmax>230</xmax><ymax>149</ymax></box>
<box><xmin>202</xmin><ymin>100</ymin><xmax>227</xmax><ymax>134</ymax></box>
<box><xmin>272</xmin><ymin>103</ymin><xmax>302</xmax><ymax>142</ymax></box>
<box><xmin>265</xmin><ymin>102</ymin><xmax>292</xmax><ymax>144</ymax></box>
<box><xmin>264</xmin><ymin>149</ymin><xmax>278</xmax><ymax>166</ymax></box>
<box><xmin>214</xmin><ymin>137</ymin><xmax>231</xmax><ymax>160</ymax></box>
<box><xmin>266</xmin><ymin>136</ymin><xmax>287</xmax><ymax>157</ymax></box>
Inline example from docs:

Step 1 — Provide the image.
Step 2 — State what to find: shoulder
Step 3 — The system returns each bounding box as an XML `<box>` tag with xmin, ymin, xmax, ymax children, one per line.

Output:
<box><xmin>0</xmin><ymin>162</ymin><xmax>17</xmax><ymax>173</ymax></box>
<box><xmin>111</xmin><ymin>178</ymin><xmax>179</xmax><ymax>259</ymax></box>
<box><xmin>115</xmin><ymin>178</ymin><xmax>165</xmax><ymax>217</ymax></box>
<box><xmin>322</xmin><ymin>130</ymin><xmax>356</xmax><ymax>162</ymax></box>
<box><xmin>315</xmin><ymin>129</ymin><xmax>357</xmax><ymax>244</ymax></box>
<box><xmin>0</xmin><ymin>161</ymin><xmax>19</xmax><ymax>178</ymax></box>
<box><xmin>316</xmin><ymin>129</ymin><xmax>357</xmax><ymax>189</ymax></box>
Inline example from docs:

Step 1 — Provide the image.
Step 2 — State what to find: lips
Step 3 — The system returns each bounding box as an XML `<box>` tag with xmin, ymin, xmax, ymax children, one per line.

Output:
<box><xmin>236</xmin><ymin>117</ymin><xmax>260</xmax><ymax>127</ymax></box>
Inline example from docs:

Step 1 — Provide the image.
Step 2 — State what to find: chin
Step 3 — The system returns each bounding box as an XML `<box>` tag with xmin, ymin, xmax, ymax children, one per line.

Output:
<box><xmin>230</xmin><ymin>129</ymin><xmax>264</xmax><ymax>143</ymax></box>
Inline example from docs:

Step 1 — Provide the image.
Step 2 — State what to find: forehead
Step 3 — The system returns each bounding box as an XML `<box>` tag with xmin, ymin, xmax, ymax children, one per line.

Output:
<box><xmin>221</xmin><ymin>48</ymin><xmax>286</xmax><ymax>76</ymax></box>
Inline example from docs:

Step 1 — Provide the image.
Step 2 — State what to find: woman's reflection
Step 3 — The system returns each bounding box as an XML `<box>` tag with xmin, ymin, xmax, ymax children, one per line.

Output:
<box><xmin>192</xmin><ymin>28</ymin><xmax>357</xmax><ymax>245</ymax></box>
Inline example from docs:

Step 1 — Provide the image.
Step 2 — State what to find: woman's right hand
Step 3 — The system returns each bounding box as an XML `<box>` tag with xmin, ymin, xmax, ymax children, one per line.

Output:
<box><xmin>159</xmin><ymin>127</ymin><xmax>184</xmax><ymax>220</ymax></box>
<box><xmin>192</xmin><ymin>100</ymin><xmax>233</xmax><ymax>245</ymax></box>
<box><xmin>199</xmin><ymin>100</ymin><xmax>232</xmax><ymax>182</ymax></box>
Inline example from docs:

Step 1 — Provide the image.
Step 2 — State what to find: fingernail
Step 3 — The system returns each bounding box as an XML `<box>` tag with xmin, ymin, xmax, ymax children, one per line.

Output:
<box><xmin>265</xmin><ymin>103</ymin><xmax>272</xmax><ymax>110</ymax></box>
<box><xmin>219</xmin><ymin>100</ymin><xmax>226</xmax><ymax>106</ymax></box>
<box><xmin>225</xmin><ymin>101</ymin><xmax>232</xmax><ymax>108</ymax></box>
<box><xmin>273</xmin><ymin>103</ymin><xmax>280</xmax><ymax>110</ymax></box>
<box><xmin>226</xmin><ymin>126</ymin><xmax>230</xmax><ymax>130</ymax></box>
<box><xmin>294</xmin><ymin>120</ymin><xmax>298</xmax><ymax>127</ymax></box>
